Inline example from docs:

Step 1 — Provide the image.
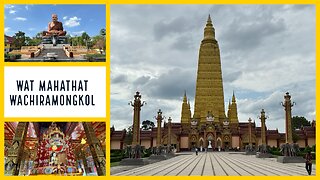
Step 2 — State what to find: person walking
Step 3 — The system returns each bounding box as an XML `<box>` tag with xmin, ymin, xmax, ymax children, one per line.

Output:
<box><xmin>195</xmin><ymin>147</ymin><xmax>198</xmax><ymax>155</ymax></box>
<box><xmin>305</xmin><ymin>151</ymin><xmax>313</xmax><ymax>175</ymax></box>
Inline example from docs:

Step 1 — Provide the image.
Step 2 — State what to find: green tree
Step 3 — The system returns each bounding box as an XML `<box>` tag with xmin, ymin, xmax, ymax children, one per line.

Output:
<box><xmin>35</xmin><ymin>32</ymin><xmax>42</xmax><ymax>39</ymax></box>
<box><xmin>12</xmin><ymin>31</ymin><xmax>26</xmax><ymax>49</ymax></box>
<box><xmin>92</xmin><ymin>35</ymin><xmax>105</xmax><ymax>52</ymax></box>
<box><xmin>24</xmin><ymin>36</ymin><xmax>41</xmax><ymax>46</ymax></box>
<box><xmin>66</xmin><ymin>34</ymin><xmax>72</xmax><ymax>45</ymax></box>
<box><xmin>124</xmin><ymin>125</ymin><xmax>133</xmax><ymax>145</ymax></box>
<box><xmin>99</xmin><ymin>28</ymin><xmax>106</xmax><ymax>37</ymax></box>
<box><xmin>99</xmin><ymin>28</ymin><xmax>106</xmax><ymax>51</ymax></box>
<box><xmin>71</xmin><ymin>36</ymin><xmax>84</xmax><ymax>46</ymax></box>
<box><xmin>292</xmin><ymin>116</ymin><xmax>311</xmax><ymax>129</ymax></box>
<box><xmin>292</xmin><ymin>131</ymin><xmax>299</xmax><ymax>143</ymax></box>
<box><xmin>25</xmin><ymin>36</ymin><xmax>31</xmax><ymax>45</ymax></box>
<box><xmin>81</xmin><ymin>32</ymin><xmax>90</xmax><ymax>49</ymax></box>
<box><xmin>28</xmin><ymin>38</ymin><xmax>42</xmax><ymax>46</ymax></box>
<box><xmin>141</xmin><ymin>120</ymin><xmax>155</xmax><ymax>130</ymax></box>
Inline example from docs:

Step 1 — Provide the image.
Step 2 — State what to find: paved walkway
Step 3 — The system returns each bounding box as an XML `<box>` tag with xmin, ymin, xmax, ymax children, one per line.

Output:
<box><xmin>112</xmin><ymin>152</ymin><xmax>316</xmax><ymax>176</ymax></box>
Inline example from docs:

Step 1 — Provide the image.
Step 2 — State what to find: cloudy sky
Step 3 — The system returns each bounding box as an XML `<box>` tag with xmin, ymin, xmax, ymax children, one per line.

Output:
<box><xmin>5</xmin><ymin>4</ymin><xmax>105</xmax><ymax>37</ymax></box>
<box><xmin>110</xmin><ymin>5</ymin><xmax>315</xmax><ymax>133</ymax></box>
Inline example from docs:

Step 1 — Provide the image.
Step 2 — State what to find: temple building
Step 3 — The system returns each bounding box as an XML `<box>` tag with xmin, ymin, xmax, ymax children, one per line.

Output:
<box><xmin>111</xmin><ymin>16</ymin><xmax>315</xmax><ymax>151</ymax></box>
<box><xmin>5</xmin><ymin>122</ymin><xmax>106</xmax><ymax>176</ymax></box>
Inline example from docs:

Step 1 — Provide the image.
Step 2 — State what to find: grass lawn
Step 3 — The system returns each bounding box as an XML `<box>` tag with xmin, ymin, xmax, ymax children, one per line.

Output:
<box><xmin>111</xmin><ymin>161</ymin><xmax>120</xmax><ymax>167</ymax></box>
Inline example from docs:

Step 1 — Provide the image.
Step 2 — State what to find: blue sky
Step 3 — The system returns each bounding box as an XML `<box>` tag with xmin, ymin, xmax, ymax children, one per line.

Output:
<box><xmin>5</xmin><ymin>4</ymin><xmax>106</xmax><ymax>37</ymax></box>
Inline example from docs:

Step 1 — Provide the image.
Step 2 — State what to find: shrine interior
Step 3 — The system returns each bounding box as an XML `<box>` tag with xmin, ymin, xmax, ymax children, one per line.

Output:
<box><xmin>5</xmin><ymin>122</ymin><xmax>106</xmax><ymax>176</ymax></box>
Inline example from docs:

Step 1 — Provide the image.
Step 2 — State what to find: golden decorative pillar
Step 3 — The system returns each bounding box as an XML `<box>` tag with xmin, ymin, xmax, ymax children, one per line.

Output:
<box><xmin>155</xmin><ymin>109</ymin><xmax>164</xmax><ymax>147</ymax></box>
<box><xmin>281</xmin><ymin>92</ymin><xmax>295</xmax><ymax>144</ymax></box>
<box><xmin>129</xmin><ymin>91</ymin><xmax>145</xmax><ymax>146</ymax></box>
<box><xmin>248</xmin><ymin>118</ymin><xmax>252</xmax><ymax>146</ymax></box>
<box><xmin>82</xmin><ymin>122</ymin><xmax>106</xmax><ymax>176</ymax></box>
<box><xmin>5</xmin><ymin>122</ymin><xmax>29</xmax><ymax>175</ymax></box>
<box><xmin>259</xmin><ymin>109</ymin><xmax>267</xmax><ymax>145</ymax></box>
<box><xmin>194</xmin><ymin>15</ymin><xmax>226</xmax><ymax>123</ymax></box>
<box><xmin>168</xmin><ymin>117</ymin><xmax>172</xmax><ymax>147</ymax></box>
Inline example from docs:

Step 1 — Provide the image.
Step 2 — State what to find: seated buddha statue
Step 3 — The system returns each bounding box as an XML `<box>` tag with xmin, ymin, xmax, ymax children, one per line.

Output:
<box><xmin>42</xmin><ymin>14</ymin><xmax>67</xmax><ymax>37</ymax></box>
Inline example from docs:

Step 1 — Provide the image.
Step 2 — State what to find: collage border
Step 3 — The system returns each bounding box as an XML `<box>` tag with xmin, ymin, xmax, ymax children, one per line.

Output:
<box><xmin>0</xmin><ymin>0</ymin><xmax>319</xmax><ymax>179</ymax></box>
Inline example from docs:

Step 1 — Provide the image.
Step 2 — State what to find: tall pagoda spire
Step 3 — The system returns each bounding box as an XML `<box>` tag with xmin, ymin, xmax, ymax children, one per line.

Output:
<box><xmin>204</xmin><ymin>14</ymin><xmax>215</xmax><ymax>40</ymax></box>
<box><xmin>194</xmin><ymin>15</ymin><xmax>225</xmax><ymax>123</ymax></box>
<box><xmin>183</xmin><ymin>90</ymin><xmax>187</xmax><ymax>102</ymax></box>
<box><xmin>232</xmin><ymin>90</ymin><xmax>236</xmax><ymax>103</ymax></box>
<box><xmin>229</xmin><ymin>91</ymin><xmax>239</xmax><ymax>124</ymax></box>
<box><xmin>181</xmin><ymin>91</ymin><xmax>191</xmax><ymax>124</ymax></box>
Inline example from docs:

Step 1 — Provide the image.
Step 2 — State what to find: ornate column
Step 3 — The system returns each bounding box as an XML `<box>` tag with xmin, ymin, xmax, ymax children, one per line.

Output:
<box><xmin>6</xmin><ymin>122</ymin><xmax>29</xmax><ymax>175</ymax></box>
<box><xmin>78</xmin><ymin>149</ymin><xmax>90</xmax><ymax>174</ymax></box>
<box><xmin>248</xmin><ymin>118</ymin><xmax>252</xmax><ymax>146</ymax></box>
<box><xmin>259</xmin><ymin>109</ymin><xmax>267</xmax><ymax>145</ymax></box>
<box><xmin>281</xmin><ymin>92</ymin><xmax>294</xmax><ymax>144</ymax></box>
<box><xmin>82</xmin><ymin>122</ymin><xmax>105</xmax><ymax>176</ymax></box>
<box><xmin>155</xmin><ymin>109</ymin><xmax>164</xmax><ymax>147</ymax></box>
<box><xmin>168</xmin><ymin>117</ymin><xmax>172</xmax><ymax>148</ymax></box>
<box><xmin>129</xmin><ymin>91</ymin><xmax>145</xmax><ymax>146</ymax></box>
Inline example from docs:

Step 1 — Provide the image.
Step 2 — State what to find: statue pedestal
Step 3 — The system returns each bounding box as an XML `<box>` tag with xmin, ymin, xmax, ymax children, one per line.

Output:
<box><xmin>277</xmin><ymin>156</ymin><xmax>305</xmax><ymax>163</ymax></box>
<box><xmin>119</xmin><ymin>158</ymin><xmax>148</xmax><ymax>166</ymax></box>
<box><xmin>245</xmin><ymin>151</ymin><xmax>256</xmax><ymax>155</ymax></box>
<box><xmin>149</xmin><ymin>152</ymin><xmax>175</xmax><ymax>160</ymax></box>
<box><xmin>149</xmin><ymin>154</ymin><xmax>168</xmax><ymax>160</ymax></box>
<box><xmin>256</xmin><ymin>153</ymin><xmax>273</xmax><ymax>158</ymax></box>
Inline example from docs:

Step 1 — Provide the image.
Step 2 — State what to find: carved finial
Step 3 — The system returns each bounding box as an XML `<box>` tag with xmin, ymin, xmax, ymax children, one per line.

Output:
<box><xmin>207</xmin><ymin>14</ymin><xmax>212</xmax><ymax>23</ymax></box>
<box><xmin>183</xmin><ymin>90</ymin><xmax>187</xmax><ymax>102</ymax></box>
<box><xmin>203</xmin><ymin>14</ymin><xmax>215</xmax><ymax>40</ymax></box>
<box><xmin>232</xmin><ymin>91</ymin><xmax>236</xmax><ymax>103</ymax></box>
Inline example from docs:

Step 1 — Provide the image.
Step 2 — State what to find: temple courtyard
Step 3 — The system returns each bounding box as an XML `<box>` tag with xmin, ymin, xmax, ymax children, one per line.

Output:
<box><xmin>111</xmin><ymin>152</ymin><xmax>315</xmax><ymax>176</ymax></box>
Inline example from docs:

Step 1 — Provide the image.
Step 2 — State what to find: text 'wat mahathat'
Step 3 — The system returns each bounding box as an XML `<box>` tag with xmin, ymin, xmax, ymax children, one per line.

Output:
<box><xmin>110</xmin><ymin>15</ymin><xmax>315</xmax><ymax>152</ymax></box>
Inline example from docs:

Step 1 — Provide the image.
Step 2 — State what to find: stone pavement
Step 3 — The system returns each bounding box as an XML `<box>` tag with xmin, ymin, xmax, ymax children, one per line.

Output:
<box><xmin>112</xmin><ymin>152</ymin><xmax>316</xmax><ymax>176</ymax></box>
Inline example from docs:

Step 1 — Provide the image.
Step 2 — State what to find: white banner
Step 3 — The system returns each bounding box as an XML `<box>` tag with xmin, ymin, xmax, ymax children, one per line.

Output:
<box><xmin>5</xmin><ymin>66</ymin><xmax>106</xmax><ymax>117</ymax></box>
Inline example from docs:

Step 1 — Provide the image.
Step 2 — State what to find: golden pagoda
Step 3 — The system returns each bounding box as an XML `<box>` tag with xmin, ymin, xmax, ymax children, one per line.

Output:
<box><xmin>194</xmin><ymin>15</ymin><xmax>226</xmax><ymax>123</ymax></box>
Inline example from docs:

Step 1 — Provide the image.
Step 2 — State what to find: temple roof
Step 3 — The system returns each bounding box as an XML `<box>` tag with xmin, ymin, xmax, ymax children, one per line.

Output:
<box><xmin>110</xmin><ymin>121</ymin><xmax>316</xmax><ymax>141</ymax></box>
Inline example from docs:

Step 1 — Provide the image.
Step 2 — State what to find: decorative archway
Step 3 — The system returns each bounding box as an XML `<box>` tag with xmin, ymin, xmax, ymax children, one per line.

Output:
<box><xmin>206</xmin><ymin>133</ymin><xmax>215</xmax><ymax>149</ymax></box>
<box><xmin>199</xmin><ymin>137</ymin><xmax>205</xmax><ymax>151</ymax></box>
<box><xmin>223</xmin><ymin>135</ymin><xmax>231</xmax><ymax>149</ymax></box>
<box><xmin>217</xmin><ymin>137</ymin><xmax>222</xmax><ymax>148</ymax></box>
<box><xmin>190</xmin><ymin>135</ymin><xmax>197</xmax><ymax>148</ymax></box>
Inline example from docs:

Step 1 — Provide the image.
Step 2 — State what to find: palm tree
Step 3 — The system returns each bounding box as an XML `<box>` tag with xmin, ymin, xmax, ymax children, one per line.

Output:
<box><xmin>81</xmin><ymin>32</ymin><xmax>90</xmax><ymax>49</ymax></box>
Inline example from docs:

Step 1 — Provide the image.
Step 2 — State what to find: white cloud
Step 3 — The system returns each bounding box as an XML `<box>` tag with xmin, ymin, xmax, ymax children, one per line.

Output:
<box><xmin>14</xmin><ymin>17</ymin><xmax>27</xmax><ymax>21</ymax></box>
<box><xmin>9</xmin><ymin>10</ymin><xmax>16</xmax><ymax>14</ymax></box>
<box><xmin>5</xmin><ymin>5</ymin><xmax>15</xmax><ymax>9</ymax></box>
<box><xmin>71</xmin><ymin>30</ymin><xmax>85</xmax><ymax>36</ymax></box>
<box><xmin>5</xmin><ymin>27</ymin><xmax>11</xmax><ymax>33</ymax></box>
<box><xmin>28</xmin><ymin>28</ymin><xmax>35</xmax><ymax>31</ymax></box>
<box><xmin>64</xmin><ymin>16</ymin><xmax>81</xmax><ymax>27</ymax></box>
<box><xmin>63</xmin><ymin>16</ymin><xmax>68</xmax><ymax>20</ymax></box>
<box><xmin>25</xmin><ymin>5</ymin><xmax>29</xmax><ymax>10</ymax></box>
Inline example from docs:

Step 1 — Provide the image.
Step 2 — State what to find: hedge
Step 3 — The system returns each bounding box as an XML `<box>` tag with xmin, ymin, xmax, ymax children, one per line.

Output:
<box><xmin>5</xmin><ymin>54</ymin><xmax>22</xmax><ymax>60</ymax></box>
<box><xmin>110</xmin><ymin>156</ymin><xmax>123</xmax><ymax>163</ymax></box>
